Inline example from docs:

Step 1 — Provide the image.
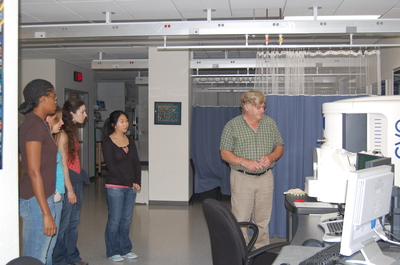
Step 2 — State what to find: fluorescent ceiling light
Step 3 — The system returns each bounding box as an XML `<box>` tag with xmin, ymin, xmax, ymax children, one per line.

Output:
<box><xmin>284</xmin><ymin>15</ymin><xmax>380</xmax><ymax>21</ymax></box>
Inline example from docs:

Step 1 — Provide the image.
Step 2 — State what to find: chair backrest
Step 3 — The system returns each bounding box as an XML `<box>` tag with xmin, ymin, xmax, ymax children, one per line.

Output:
<box><xmin>7</xmin><ymin>256</ymin><xmax>45</xmax><ymax>265</ymax></box>
<box><xmin>202</xmin><ymin>198</ymin><xmax>247</xmax><ymax>265</ymax></box>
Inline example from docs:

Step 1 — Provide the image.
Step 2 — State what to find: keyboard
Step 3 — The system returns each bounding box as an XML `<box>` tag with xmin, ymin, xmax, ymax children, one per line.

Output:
<box><xmin>318</xmin><ymin>214</ymin><xmax>343</xmax><ymax>243</ymax></box>
<box><xmin>299</xmin><ymin>242</ymin><xmax>341</xmax><ymax>265</ymax></box>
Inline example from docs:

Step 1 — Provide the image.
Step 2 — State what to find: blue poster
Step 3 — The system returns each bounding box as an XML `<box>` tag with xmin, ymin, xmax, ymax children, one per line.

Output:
<box><xmin>0</xmin><ymin>0</ymin><xmax>3</xmax><ymax>169</ymax></box>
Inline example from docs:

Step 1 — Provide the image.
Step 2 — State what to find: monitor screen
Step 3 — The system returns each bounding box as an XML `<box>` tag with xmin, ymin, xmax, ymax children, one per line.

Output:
<box><xmin>340</xmin><ymin>165</ymin><xmax>395</xmax><ymax>263</ymax></box>
<box><xmin>356</xmin><ymin>153</ymin><xmax>385</xmax><ymax>170</ymax></box>
<box><xmin>365</xmin><ymin>157</ymin><xmax>393</xmax><ymax>171</ymax></box>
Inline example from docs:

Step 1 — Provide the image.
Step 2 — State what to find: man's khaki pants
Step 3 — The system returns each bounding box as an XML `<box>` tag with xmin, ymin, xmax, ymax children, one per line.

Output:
<box><xmin>230</xmin><ymin>169</ymin><xmax>274</xmax><ymax>249</ymax></box>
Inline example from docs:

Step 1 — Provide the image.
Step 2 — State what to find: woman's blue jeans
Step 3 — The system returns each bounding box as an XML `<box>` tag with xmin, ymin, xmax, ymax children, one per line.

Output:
<box><xmin>52</xmin><ymin>181</ymin><xmax>84</xmax><ymax>265</ymax></box>
<box><xmin>19</xmin><ymin>194</ymin><xmax>56</xmax><ymax>264</ymax></box>
<box><xmin>105</xmin><ymin>187</ymin><xmax>137</xmax><ymax>258</ymax></box>
<box><xmin>46</xmin><ymin>194</ymin><xmax>64</xmax><ymax>265</ymax></box>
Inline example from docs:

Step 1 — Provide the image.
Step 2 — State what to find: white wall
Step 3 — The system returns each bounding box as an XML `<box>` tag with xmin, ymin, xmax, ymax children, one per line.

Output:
<box><xmin>148</xmin><ymin>47</ymin><xmax>191</xmax><ymax>204</ymax></box>
<box><xmin>20</xmin><ymin>59</ymin><xmax>56</xmax><ymax>85</ymax></box>
<box><xmin>19</xmin><ymin>59</ymin><xmax>56</xmax><ymax>112</ymax></box>
<box><xmin>0</xmin><ymin>1</ymin><xmax>20</xmax><ymax>263</ymax></box>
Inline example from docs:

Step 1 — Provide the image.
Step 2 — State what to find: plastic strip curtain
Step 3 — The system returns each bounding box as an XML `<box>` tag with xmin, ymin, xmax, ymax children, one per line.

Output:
<box><xmin>255</xmin><ymin>50</ymin><xmax>381</xmax><ymax>96</ymax></box>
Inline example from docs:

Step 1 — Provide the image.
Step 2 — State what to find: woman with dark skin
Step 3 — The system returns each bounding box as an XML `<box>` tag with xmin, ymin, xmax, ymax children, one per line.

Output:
<box><xmin>19</xmin><ymin>79</ymin><xmax>58</xmax><ymax>263</ymax></box>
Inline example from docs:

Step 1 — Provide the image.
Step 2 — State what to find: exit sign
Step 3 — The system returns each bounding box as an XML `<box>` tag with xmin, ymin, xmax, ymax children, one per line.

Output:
<box><xmin>74</xmin><ymin>71</ymin><xmax>83</xmax><ymax>82</ymax></box>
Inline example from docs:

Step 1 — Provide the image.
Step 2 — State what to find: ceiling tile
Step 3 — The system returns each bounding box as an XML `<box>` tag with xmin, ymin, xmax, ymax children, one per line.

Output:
<box><xmin>117</xmin><ymin>0</ymin><xmax>184</xmax><ymax>20</ymax></box>
<box><xmin>25</xmin><ymin>0</ymin><xmax>59</xmax><ymax>3</ymax></box>
<box><xmin>59</xmin><ymin>0</ymin><xmax>114</xmax><ymax>2</ymax></box>
<box><xmin>229</xmin><ymin>0</ymin><xmax>284</xmax><ymax>9</ymax></box>
<box><xmin>336</xmin><ymin>0</ymin><xmax>400</xmax><ymax>15</ymax></box>
<box><xmin>382</xmin><ymin>8</ymin><xmax>400</xmax><ymax>18</ymax></box>
<box><xmin>61</xmin><ymin>2</ymin><xmax>133</xmax><ymax>21</ymax></box>
<box><xmin>283</xmin><ymin>0</ymin><xmax>347</xmax><ymax>16</ymax></box>
<box><xmin>172</xmin><ymin>0</ymin><xmax>232</xmax><ymax>19</ymax></box>
<box><xmin>20</xmin><ymin>3</ymin><xmax>86</xmax><ymax>23</ymax></box>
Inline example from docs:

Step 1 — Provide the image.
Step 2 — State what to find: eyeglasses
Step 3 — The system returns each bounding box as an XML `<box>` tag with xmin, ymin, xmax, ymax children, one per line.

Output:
<box><xmin>253</xmin><ymin>105</ymin><xmax>267</xmax><ymax>111</ymax></box>
<box><xmin>47</xmin><ymin>94</ymin><xmax>58</xmax><ymax>101</ymax></box>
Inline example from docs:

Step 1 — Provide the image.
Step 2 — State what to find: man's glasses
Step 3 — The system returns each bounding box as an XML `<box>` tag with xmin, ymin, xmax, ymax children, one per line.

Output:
<box><xmin>253</xmin><ymin>105</ymin><xmax>267</xmax><ymax>111</ymax></box>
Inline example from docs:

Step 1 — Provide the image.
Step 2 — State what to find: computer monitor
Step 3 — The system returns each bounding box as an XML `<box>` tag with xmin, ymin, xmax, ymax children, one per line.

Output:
<box><xmin>306</xmin><ymin>149</ymin><xmax>392</xmax><ymax>205</ymax></box>
<box><xmin>340</xmin><ymin>165</ymin><xmax>395</xmax><ymax>264</ymax></box>
<box><xmin>305</xmin><ymin>148</ymin><xmax>357</xmax><ymax>204</ymax></box>
<box><xmin>366</xmin><ymin>157</ymin><xmax>394</xmax><ymax>171</ymax></box>
<box><xmin>356</xmin><ymin>152</ymin><xmax>391</xmax><ymax>170</ymax></box>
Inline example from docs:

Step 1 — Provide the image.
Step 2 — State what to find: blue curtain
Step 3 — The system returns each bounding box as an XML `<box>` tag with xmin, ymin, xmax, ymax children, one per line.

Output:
<box><xmin>191</xmin><ymin>95</ymin><xmax>363</xmax><ymax>238</ymax></box>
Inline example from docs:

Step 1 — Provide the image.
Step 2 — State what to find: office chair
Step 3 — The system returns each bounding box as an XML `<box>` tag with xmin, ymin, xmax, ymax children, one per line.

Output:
<box><xmin>6</xmin><ymin>256</ymin><xmax>45</xmax><ymax>265</ymax></box>
<box><xmin>202</xmin><ymin>198</ymin><xmax>288</xmax><ymax>265</ymax></box>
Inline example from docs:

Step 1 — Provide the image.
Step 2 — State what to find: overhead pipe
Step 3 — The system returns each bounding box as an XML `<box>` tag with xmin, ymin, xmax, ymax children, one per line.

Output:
<box><xmin>20</xmin><ymin>19</ymin><xmax>400</xmax><ymax>40</ymax></box>
<box><xmin>24</xmin><ymin>43</ymin><xmax>400</xmax><ymax>52</ymax></box>
<box><xmin>157</xmin><ymin>43</ymin><xmax>400</xmax><ymax>50</ymax></box>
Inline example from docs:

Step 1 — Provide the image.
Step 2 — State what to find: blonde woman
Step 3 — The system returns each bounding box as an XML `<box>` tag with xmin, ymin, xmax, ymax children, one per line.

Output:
<box><xmin>45</xmin><ymin>106</ymin><xmax>77</xmax><ymax>265</ymax></box>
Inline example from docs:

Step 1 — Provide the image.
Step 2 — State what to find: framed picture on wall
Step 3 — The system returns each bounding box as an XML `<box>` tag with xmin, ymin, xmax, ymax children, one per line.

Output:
<box><xmin>154</xmin><ymin>102</ymin><xmax>181</xmax><ymax>125</ymax></box>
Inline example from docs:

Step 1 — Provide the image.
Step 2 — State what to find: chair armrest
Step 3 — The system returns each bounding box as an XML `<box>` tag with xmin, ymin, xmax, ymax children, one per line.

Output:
<box><xmin>247</xmin><ymin>241</ymin><xmax>290</xmax><ymax>260</ymax></box>
<box><xmin>238</xmin><ymin>221</ymin><xmax>259</xmax><ymax>252</ymax></box>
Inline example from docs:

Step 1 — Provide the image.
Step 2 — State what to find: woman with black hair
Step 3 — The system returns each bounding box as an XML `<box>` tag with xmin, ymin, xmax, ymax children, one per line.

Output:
<box><xmin>18</xmin><ymin>79</ymin><xmax>58</xmax><ymax>263</ymax></box>
<box><xmin>102</xmin><ymin>110</ymin><xmax>141</xmax><ymax>262</ymax></box>
<box><xmin>52</xmin><ymin>98</ymin><xmax>89</xmax><ymax>265</ymax></box>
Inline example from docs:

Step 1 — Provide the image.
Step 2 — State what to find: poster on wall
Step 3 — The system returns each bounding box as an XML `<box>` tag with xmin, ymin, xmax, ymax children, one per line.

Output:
<box><xmin>154</xmin><ymin>102</ymin><xmax>181</xmax><ymax>125</ymax></box>
<box><xmin>0</xmin><ymin>0</ymin><xmax>3</xmax><ymax>169</ymax></box>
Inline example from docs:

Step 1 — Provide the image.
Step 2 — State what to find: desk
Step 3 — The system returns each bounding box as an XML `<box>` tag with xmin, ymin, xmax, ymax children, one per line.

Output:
<box><xmin>273</xmin><ymin>214</ymin><xmax>400</xmax><ymax>265</ymax></box>
<box><xmin>284</xmin><ymin>194</ymin><xmax>338</xmax><ymax>242</ymax></box>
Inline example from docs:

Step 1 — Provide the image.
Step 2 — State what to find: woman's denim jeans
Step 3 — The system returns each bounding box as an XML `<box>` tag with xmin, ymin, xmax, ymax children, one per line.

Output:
<box><xmin>46</xmin><ymin>194</ymin><xmax>64</xmax><ymax>265</ymax></box>
<box><xmin>52</xmin><ymin>181</ymin><xmax>83</xmax><ymax>265</ymax></box>
<box><xmin>105</xmin><ymin>187</ymin><xmax>137</xmax><ymax>257</ymax></box>
<box><xmin>19</xmin><ymin>194</ymin><xmax>56</xmax><ymax>264</ymax></box>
